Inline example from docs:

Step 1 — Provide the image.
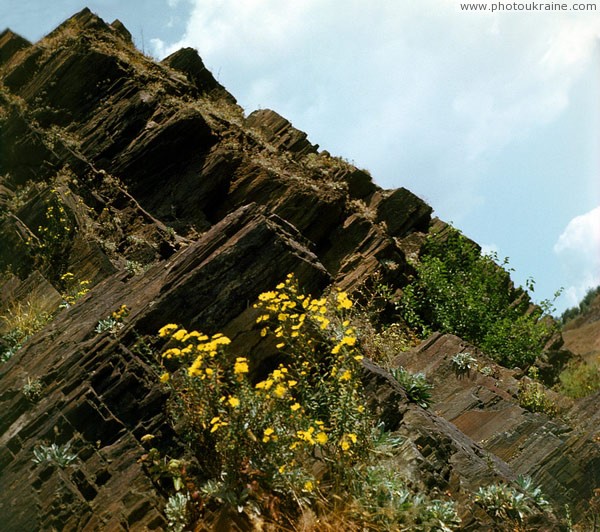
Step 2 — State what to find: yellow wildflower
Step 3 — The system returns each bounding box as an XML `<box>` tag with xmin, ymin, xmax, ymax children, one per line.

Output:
<box><xmin>291</xmin><ymin>403</ymin><xmax>301</xmax><ymax>412</ymax></box>
<box><xmin>304</xmin><ymin>480</ymin><xmax>314</xmax><ymax>492</ymax></box>
<box><xmin>234</xmin><ymin>357</ymin><xmax>249</xmax><ymax>375</ymax></box>
<box><xmin>159</xmin><ymin>372</ymin><xmax>170</xmax><ymax>383</ymax></box>
<box><xmin>228</xmin><ymin>396</ymin><xmax>240</xmax><ymax>408</ymax></box>
<box><xmin>274</xmin><ymin>384</ymin><xmax>287</xmax><ymax>398</ymax></box>
<box><xmin>316</xmin><ymin>432</ymin><xmax>328</xmax><ymax>445</ymax></box>
<box><xmin>336</xmin><ymin>291</ymin><xmax>353</xmax><ymax>310</ymax></box>
<box><xmin>339</xmin><ymin>370</ymin><xmax>352</xmax><ymax>381</ymax></box>
<box><xmin>262</xmin><ymin>427</ymin><xmax>276</xmax><ymax>442</ymax></box>
<box><xmin>172</xmin><ymin>329</ymin><xmax>188</xmax><ymax>342</ymax></box>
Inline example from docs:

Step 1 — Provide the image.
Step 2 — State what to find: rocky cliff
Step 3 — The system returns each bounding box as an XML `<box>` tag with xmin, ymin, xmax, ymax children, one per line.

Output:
<box><xmin>0</xmin><ymin>9</ymin><xmax>598</xmax><ymax>531</ymax></box>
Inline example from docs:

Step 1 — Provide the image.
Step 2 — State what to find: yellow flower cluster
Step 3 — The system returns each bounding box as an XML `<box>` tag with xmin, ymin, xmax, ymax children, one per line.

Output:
<box><xmin>158</xmin><ymin>325</ymin><xmax>236</xmax><ymax>381</ymax></box>
<box><xmin>339</xmin><ymin>433</ymin><xmax>358</xmax><ymax>452</ymax></box>
<box><xmin>112</xmin><ymin>304</ymin><xmax>129</xmax><ymax>321</ymax></box>
<box><xmin>255</xmin><ymin>364</ymin><xmax>297</xmax><ymax>400</ymax></box>
<box><xmin>254</xmin><ymin>274</ymin><xmax>336</xmax><ymax>339</ymax></box>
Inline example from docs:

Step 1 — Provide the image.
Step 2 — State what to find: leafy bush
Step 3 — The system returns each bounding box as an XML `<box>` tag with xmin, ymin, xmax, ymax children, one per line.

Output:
<box><xmin>157</xmin><ymin>275</ymin><xmax>372</xmax><ymax>520</ymax></box>
<box><xmin>399</xmin><ymin>228</ymin><xmax>557</xmax><ymax>368</ymax></box>
<box><xmin>518</xmin><ymin>380</ymin><xmax>557</xmax><ymax>416</ymax></box>
<box><xmin>474</xmin><ymin>476</ymin><xmax>550</xmax><ymax>524</ymax></box>
<box><xmin>451</xmin><ymin>352</ymin><xmax>477</xmax><ymax>375</ymax></box>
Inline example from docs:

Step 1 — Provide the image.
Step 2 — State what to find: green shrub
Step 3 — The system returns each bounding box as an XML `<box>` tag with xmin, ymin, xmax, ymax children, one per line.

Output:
<box><xmin>518</xmin><ymin>380</ymin><xmax>557</xmax><ymax>416</ymax></box>
<box><xmin>399</xmin><ymin>228</ymin><xmax>557</xmax><ymax>369</ymax></box>
<box><xmin>157</xmin><ymin>275</ymin><xmax>372</xmax><ymax>520</ymax></box>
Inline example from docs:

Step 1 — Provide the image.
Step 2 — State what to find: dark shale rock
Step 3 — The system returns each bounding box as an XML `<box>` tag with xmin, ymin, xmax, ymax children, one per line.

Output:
<box><xmin>371</xmin><ymin>186</ymin><xmax>433</xmax><ymax>238</ymax></box>
<box><xmin>246</xmin><ymin>108</ymin><xmax>319</xmax><ymax>156</ymax></box>
<box><xmin>0</xmin><ymin>29</ymin><xmax>31</xmax><ymax>66</ymax></box>
<box><xmin>393</xmin><ymin>332</ymin><xmax>599</xmax><ymax>519</ymax></box>
<box><xmin>162</xmin><ymin>47</ymin><xmax>235</xmax><ymax>101</ymax></box>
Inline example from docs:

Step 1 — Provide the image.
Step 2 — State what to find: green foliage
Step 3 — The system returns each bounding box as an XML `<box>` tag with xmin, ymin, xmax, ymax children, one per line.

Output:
<box><xmin>32</xmin><ymin>442</ymin><xmax>77</xmax><ymax>468</ymax></box>
<box><xmin>518</xmin><ymin>380</ymin><xmax>557</xmax><ymax>416</ymax></box>
<box><xmin>27</xmin><ymin>189</ymin><xmax>74</xmax><ymax>274</ymax></box>
<box><xmin>399</xmin><ymin>228</ymin><xmax>557</xmax><ymax>368</ymax></box>
<box><xmin>154</xmin><ymin>276</ymin><xmax>460</xmax><ymax>529</ymax></box>
<box><xmin>560</xmin><ymin>285</ymin><xmax>600</xmax><ymax>324</ymax></box>
<box><xmin>0</xmin><ymin>300</ymin><xmax>52</xmax><ymax>363</ymax></box>
<box><xmin>474</xmin><ymin>477</ymin><xmax>550</xmax><ymax>525</ymax></box>
<box><xmin>22</xmin><ymin>376</ymin><xmax>43</xmax><ymax>402</ymax></box>
<box><xmin>450</xmin><ymin>352</ymin><xmax>477</xmax><ymax>375</ymax></box>
<box><xmin>157</xmin><ymin>276</ymin><xmax>372</xmax><ymax>520</ymax></box>
<box><xmin>557</xmin><ymin>362</ymin><xmax>600</xmax><ymax>399</ymax></box>
<box><xmin>59</xmin><ymin>272</ymin><xmax>90</xmax><ymax>308</ymax></box>
<box><xmin>94</xmin><ymin>305</ymin><xmax>129</xmax><ymax>335</ymax></box>
<box><xmin>164</xmin><ymin>492</ymin><xmax>190</xmax><ymax>532</ymax></box>
<box><xmin>390</xmin><ymin>367</ymin><xmax>433</xmax><ymax>409</ymax></box>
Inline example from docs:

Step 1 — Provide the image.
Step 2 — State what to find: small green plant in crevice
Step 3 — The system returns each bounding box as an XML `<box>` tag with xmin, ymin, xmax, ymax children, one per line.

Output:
<box><xmin>417</xmin><ymin>498</ymin><xmax>462</xmax><ymax>531</ymax></box>
<box><xmin>125</xmin><ymin>259</ymin><xmax>147</xmax><ymax>277</ymax></box>
<box><xmin>59</xmin><ymin>271</ymin><xmax>91</xmax><ymax>308</ymax></box>
<box><xmin>32</xmin><ymin>442</ymin><xmax>77</xmax><ymax>468</ymax></box>
<box><xmin>474</xmin><ymin>477</ymin><xmax>551</xmax><ymax>525</ymax></box>
<box><xmin>95</xmin><ymin>304</ymin><xmax>129</xmax><ymax>335</ymax></box>
<box><xmin>22</xmin><ymin>376</ymin><xmax>43</xmax><ymax>402</ymax></box>
<box><xmin>518</xmin><ymin>379</ymin><xmax>557</xmax><ymax>416</ymax></box>
<box><xmin>164</xmin><ymin>492</ymin><xmax>190</xmax><ymax>532</ymax></box>
<box><xmin>390</xmin><ymin>367</ymin><xmax>433</xmax><ymax>409</ymax></box>
<box><xmin>451</xmin><ymin>352</ymin><xmax>477</xmax><ymax>376</ymax></box>
<box><xmin>515</xmin><ymin>474</ymin><xmax>550</xmax><ymax>510</ymax></box>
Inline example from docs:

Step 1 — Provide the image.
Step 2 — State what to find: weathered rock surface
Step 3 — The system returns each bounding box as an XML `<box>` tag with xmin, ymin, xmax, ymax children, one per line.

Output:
<box><xmin>0</xmin><ymin>8</ymin><xmax>593</xmax><ymax>530</ymax></box>
<box><xmin>393</xmin><ymin>333</ymin><xmax>599</xmax><ymax>519</ymax></box>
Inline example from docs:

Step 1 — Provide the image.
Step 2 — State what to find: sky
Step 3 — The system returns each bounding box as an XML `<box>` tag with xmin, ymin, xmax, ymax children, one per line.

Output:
<box><xmin>2</xmin><ymin>0</ymin><xmax>599</xmax><ymax>315</ymax></box>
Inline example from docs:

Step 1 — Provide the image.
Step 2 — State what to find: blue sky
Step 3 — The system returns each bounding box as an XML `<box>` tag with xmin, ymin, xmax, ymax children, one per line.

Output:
<box><xmin>2</xmin><ymin>0</ymin><xmax>599</xmax><ymax>314</ymax></box>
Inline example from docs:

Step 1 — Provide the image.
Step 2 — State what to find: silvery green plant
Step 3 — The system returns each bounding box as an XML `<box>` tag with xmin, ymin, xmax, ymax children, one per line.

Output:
<box><xmin>474</xmin><ymin>483</ymin><xmax>531</xmax><ymax>521</ymax></box>
<box><xmin>451</xmin><ymin>352</ymin><xmax>477</xmax><ymax>374</ymax></box>
<box><xmin>165</xmin><ymin>492</ymin><xmax>189</xmax><ymax>532</ymax></box>
<box><xmin>419</xmin><ymin>499</ymin><xmax>461</xmax><ymax>531</ymax></box>
<box><xmin>516</xmin><ymin>474</ymin><xmax>550</xmax><ymax>510</ymax></box>
<box><xmin>22</xmin><ymin>377</ymin><xmax>43</xmax><ymax>402</ymax></box>
<box><xmin>32</xmin><ymin>442</ymin><xmax>77</xmax><ymax>468</ymax></box>
<box><xmin>94</xmin><ymin>317</ymin><xmax>120</xmax><ymax>335</ymax></box>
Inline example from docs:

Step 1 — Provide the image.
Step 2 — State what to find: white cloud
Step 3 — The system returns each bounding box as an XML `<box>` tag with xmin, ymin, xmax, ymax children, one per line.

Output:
<box><xmin>153</xmin><ymin>1</ymin><xmax>600</xmax><ymax>220</ymax></box>
<box><xmin>554</xmin><ymin>206</ymin><xmax>600</xmax><ymax>305</ymax></box>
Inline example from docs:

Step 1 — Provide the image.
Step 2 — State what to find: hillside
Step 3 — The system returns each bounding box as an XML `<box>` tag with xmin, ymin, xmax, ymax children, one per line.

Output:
<box><xmin>0</xmin><ymin>9</ymin><xmax>598</xmax><ymax>531</ymax></box>
<box><xmin>562</xmin><ymin>289</ymin><xmax>600</xmax><ymax>364</ymax></box>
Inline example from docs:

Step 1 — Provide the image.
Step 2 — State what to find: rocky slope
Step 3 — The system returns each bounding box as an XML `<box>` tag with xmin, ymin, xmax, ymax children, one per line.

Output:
<box><xmin>0</xmin><ymin>9</ymin><xmax>598</xmax><ymax>531</ymax></box>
